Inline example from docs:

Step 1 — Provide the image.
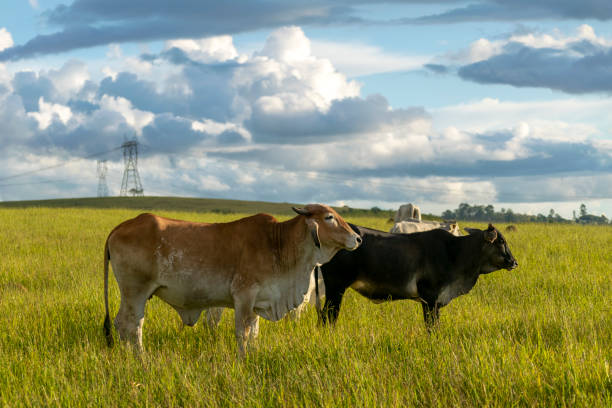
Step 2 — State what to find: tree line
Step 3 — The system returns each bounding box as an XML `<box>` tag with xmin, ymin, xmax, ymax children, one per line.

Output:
<box><xmin>441</xmin><ymin>203</ymin><xmax>610</xmax><ymax>224</ymax></box>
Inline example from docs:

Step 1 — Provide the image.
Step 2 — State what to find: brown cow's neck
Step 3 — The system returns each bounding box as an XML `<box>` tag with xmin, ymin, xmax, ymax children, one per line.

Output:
<box><xmin>272</xmin><ymin>216</ymin><xmax>315</xmax><ymax>272</ymax></box>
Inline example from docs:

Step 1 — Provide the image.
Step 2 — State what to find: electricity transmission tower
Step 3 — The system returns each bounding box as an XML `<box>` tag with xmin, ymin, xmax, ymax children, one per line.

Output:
<box><xmin>96</xmin><ymin>160</ymin><xmax>109</xmax><ymax>197</ymax></box>
<box><xmin>120</xmin><ymin>139</ymin><xmax>144</xmax><ymax>197</ymax></box>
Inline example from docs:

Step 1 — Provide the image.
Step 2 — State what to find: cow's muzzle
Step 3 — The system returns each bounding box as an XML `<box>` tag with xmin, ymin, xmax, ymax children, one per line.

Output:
<box><xmin>505</xmin><ymin>258</ymin><xmax>518</xmax><ymax>270</ymax></box>
<box><xmin>346</xmin><ymin>234</ymin><xmax>362</xmax><ymax>251</ymax></box>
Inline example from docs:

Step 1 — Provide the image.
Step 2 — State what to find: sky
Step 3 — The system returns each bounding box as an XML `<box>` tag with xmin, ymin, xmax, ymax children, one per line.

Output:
<box><xmin>1</xmin><ymin>0</ymin><xmax>612</xmax><ymax>218</ymax></box>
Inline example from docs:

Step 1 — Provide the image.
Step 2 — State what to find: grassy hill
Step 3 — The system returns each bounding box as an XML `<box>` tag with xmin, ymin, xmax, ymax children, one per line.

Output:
<box><xmin>0</xmin><ymin>196</ymin><xmax>405</xmax><ymax>219</ymax></box>
<box><xmin>0</xmin><ymin>196</ymin><xmax>305</xmax><ymax>216</ymax></box>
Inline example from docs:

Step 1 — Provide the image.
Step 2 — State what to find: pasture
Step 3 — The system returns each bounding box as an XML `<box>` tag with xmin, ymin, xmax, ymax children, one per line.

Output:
<box><xmin>0</xmin><ymin>206</ymin><xmax>610</xmax><ymax>406</ymax></box>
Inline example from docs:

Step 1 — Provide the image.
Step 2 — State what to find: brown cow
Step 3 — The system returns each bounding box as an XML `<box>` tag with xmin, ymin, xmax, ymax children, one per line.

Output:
<box><xmin>103</xmin><ymin>204</ymin><xmax>361</xmax><ymax>356</ymax></box>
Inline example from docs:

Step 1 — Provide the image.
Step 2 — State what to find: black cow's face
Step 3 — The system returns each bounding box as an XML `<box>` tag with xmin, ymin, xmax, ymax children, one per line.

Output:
<box><xmin>467</xmin><ymin>224</ymin><xmax>518</xmax><ymax>274</ymax></box>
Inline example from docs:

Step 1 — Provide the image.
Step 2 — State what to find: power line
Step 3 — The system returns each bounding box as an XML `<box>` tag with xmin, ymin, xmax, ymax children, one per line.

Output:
<box><xmin>0</xmin><ymin>146</ymin><xmax>122</xmax><ymax>183</ymax></box>
<box><xmin>0</xmin><ymin>179</ymin><xmax>74</xmax><ymax>187</ymax></box>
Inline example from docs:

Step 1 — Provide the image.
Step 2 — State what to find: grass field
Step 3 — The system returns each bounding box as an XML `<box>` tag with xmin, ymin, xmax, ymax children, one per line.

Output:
<box><xmin>0</xmin><ymin>204</ymin><xmax>610</xmax><ymax>407</ymax></box>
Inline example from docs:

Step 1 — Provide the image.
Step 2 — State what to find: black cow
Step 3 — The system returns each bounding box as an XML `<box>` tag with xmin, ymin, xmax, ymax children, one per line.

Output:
<box><xmin>319</xmin><ymin>223</ymin><xmax>518</xmax><ymax>328</ymax></box>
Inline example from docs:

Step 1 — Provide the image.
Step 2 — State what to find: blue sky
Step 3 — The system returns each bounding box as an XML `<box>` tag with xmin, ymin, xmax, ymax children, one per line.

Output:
<box><xmin>1</xmin><ymin>0</ymin><xmax>612</xmax><ymax>218</ymax></box>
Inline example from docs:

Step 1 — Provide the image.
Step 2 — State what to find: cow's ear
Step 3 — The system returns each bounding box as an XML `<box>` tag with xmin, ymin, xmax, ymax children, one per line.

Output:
<box><xmin>306</xmin><ymin>219</ymin><xmax>321</xmax><ymax>248</ymax></box>
<box><xmin>464</xmin><ymin>227</ymin><xmax>479</xmax><ymax>235</ymax></box>
<box><xmin>484</xmin><ymin>228</ymin><xmax>497</xmax><ymax>243</ymax></box>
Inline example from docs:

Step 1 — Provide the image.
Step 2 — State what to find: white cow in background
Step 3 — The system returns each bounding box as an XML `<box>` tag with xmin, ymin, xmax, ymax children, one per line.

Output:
<box><xmin>394</xmin><ymin>203</ymin><xmax>421</xmax><ymax>222</ymax></box>
<box><xmin>390</xmin><ymin>219</ymin><xmax>462</xmax><ymax>236</ymax></box>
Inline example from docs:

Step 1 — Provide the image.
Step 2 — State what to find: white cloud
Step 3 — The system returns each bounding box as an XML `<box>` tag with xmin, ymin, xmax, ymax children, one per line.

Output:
<box><xmin>258</xmin><ymin>26</ymin><xmax>311</xmax><ymax>63</ymax></box>
<box><xmin>0</xmin><ymin>28</ymin><xmax>13</xmax><ymax>52</ymax></box>
<box><xmin>46</xmin><ymin>60</ymin><xmax>90</xmax><ymax>99</ymax></box>
<box><xmin>509</xmin><ymin>24</ymin><xmax>612</xmax><ymax>51</ymax></box>
<box><xmin>451</xmin><ymin>25</ymin><xmax>612</xmax><ymax>94</ymax></box>
<box><xmin>443</xmin><ymin>24</ymin><xmax>612</xmax><ymax>65</ymax></box>
<box><xmin>28</xmin><ymin>97</ymin><xmax>72</xmax><ymax>130</ymax></box>
<box><xmin>236</xmin><ymin>26</ymin><xmax>360</xmax><ymax>113</ymax></box>
<box><xmin>191</xmin><ymin>119</ymin><xmax>252</xmax><ymax>142</ymax></box>
<box><xmin>98</xmin><ymin>95</ymin><xmax>154</xmax><ymax>134</ymax></box>
<box><xmin>166</xmin><ymin>36</ymin><xmax>239</xmax><ymax>62</ymax></box>
<box><xmin>0</xmin><ymin>62</ymin><xmax>10</xmax><ymax>85</ymax></box>
<box><xmin>431</xmin><ymin>97</ymin><xmax>611</xmax><ymax>139</ymax></box>
<box><xmin>312</xmin><ymin>40</ymin><xmax>430</xmax><ymax>77</ymax></box>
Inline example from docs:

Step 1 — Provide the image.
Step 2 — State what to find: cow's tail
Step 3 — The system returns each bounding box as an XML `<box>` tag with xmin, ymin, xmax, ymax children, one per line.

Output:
<box><xmin>103</xmin><ymin>239</ymin><xmax>114</xmax><ymax>347</ymax></box>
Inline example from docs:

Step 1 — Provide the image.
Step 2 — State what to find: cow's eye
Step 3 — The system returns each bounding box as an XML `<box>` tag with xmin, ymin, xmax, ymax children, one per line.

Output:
<box><xmin>325</xmin><ymin>215</ymin><xmax>334</xmax><ymax>221</ymax></box>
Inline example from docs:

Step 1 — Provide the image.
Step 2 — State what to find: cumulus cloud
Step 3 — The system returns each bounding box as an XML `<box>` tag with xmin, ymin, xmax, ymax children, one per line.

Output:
<box><xmin>46</xmin><ymin>60</ymin><xmax>90</xmax><ymax>100</ymax></box>
<box><xmin>0</xmin><ymin>28</ymin><xmax>13</xmax><ymax>52</ymax></box>
<box><xmin>166</xmin><ymin>36</ymin><xmax>239</xmax><ymax>63</ymax></box>
<box><xmin>98</xmin><ymin>95</ymin><xmax>154</xmax><ymax>134</ymax></box>
<box><xmin>247</xmin><ymin>94</ymin><xmax>426</xmax><ymax>142</ymax></box>
<box><xmin>453</xmin><ymin>25</ymin><xmax>612</xmax><ymax>94</ymax></box>
<box><xmin>210</xmin><ymin>121</ymin><xmax>612</xmax><ymax>181</ymax></box>
<box><xmin>2</xmin><ymin>25</ymin><xmax>612</xmax><ymax>211</ymax></box>
<box><xmin>28</xmin><ymin>97</ymin><xmax>73</xmax><ymax>130</ymax></box>
<box><xmin>12</xmin><ymin>71</ymin><xmax>57</xmax><ymax>111</ymax></box>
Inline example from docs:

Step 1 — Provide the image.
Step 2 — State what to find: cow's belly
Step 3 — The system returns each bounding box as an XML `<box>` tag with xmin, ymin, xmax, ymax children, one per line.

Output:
<box><xmin>152</xmin><ymin>267</ymin><xmax>233</xmax><ymax>310</ymax></box>
<box><xmin>435</xmin><ymin>277</ymin><xmax>476</xmax><ymax>307</ymax></box>
<box><xmin>350</xmin><ymin>275</ymin><xmax>420</xmax><ymax>302</ymax></box>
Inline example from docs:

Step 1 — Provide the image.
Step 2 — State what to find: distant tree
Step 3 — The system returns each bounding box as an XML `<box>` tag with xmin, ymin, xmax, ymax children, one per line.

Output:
<box><xmin>442</xmin><ymin>209</ymin><xmax>455</xmax><ymax>220</ymax></box>
<box><xmin>485</xmin><ymin>205</ymin><xmax>494</xmax><ymax>218</ymax></box>
<box><xmin>441</xmin><ymin>203</ymin><xmax>570</xmax><ymax>223</ymax></box>
<box><xmin>580</xmin><ymin>203</ymin><xmax>588</xmax><ymax>217</ymax></box>
<box><xmin>457</xmin><ymin>203</ymin><xmax>470</xmax><ymax>219</ymax></box>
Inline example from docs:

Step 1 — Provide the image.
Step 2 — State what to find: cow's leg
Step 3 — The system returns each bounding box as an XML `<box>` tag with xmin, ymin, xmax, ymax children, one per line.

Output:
<box><xmin>320</xmin><ymin>286</ymin><xmax>346</xmax><ymax>326</ymax></box>
<box><xmin>232</xmin><ymin>290</ymin><xmax>258</xmax><ymax>357</ymax></box>
<box><xmin>421</xmin><ymin>301</ymin><xmax>440</xmax><ymax>331</ymax></box>
<box><xmin>114</xmin><ymin>291</ymin><xmax>150</xmax><ymax>352</ymax></box>
<box><xmin>249</xmin><ymin>316</ymin><xmax>260</xmax><ymax>340</ymax></box>
<box><xmin>203</xmin><ymin>307</ymin><xmax>225</xmax><ymax>331</ymax></box>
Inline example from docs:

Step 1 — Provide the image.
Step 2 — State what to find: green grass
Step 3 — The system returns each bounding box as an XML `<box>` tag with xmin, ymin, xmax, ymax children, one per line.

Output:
<box><xmin>0</xmin><ymin>207</ymin><xmax>610</xmax><ymax>407</ymax></box>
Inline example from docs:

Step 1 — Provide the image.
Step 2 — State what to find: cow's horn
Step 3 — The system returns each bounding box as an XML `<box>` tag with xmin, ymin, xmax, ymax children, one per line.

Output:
<box><xmin>292</xmin><ymin>207</ymin><xmax>312</xmax><ymax>216</ymax></box>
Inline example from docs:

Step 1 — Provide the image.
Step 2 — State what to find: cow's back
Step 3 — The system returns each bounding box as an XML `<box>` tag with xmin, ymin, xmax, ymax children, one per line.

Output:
<box><xmin>107</xmin><ymin>213</ymin><xmax>165</xmax><ymax>276</ymax></box>
<box><xmin>322</xmin><ymin>226</ymin><xmax>456</xmax><ymax>300</ymax></box>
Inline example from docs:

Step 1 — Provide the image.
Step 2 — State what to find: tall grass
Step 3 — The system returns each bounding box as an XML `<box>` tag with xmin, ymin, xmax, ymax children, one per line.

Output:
<box><xmin>0</xmin><ymin>208</ymin><xmax>610</xmax><ymax>406</ymax></box>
